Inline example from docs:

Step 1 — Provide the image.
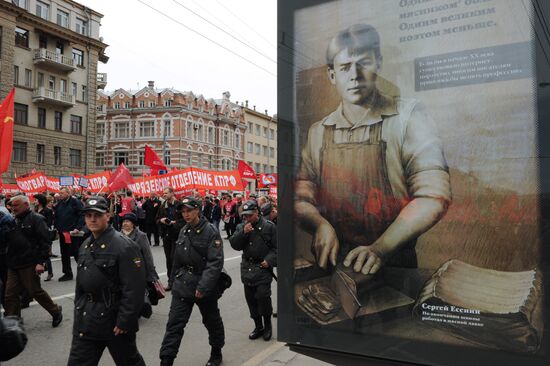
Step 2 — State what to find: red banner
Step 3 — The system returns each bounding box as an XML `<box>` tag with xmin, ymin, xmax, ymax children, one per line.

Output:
<box><xmin>16</xmin><ymin>172</ymin><xmax>48</xmax><ymax>193</ymax></box>
<box><xmin>257</xmin><ymin>173</ymin><xmax>278</xmax><ymax>188</ymax></box>
<box><xmin>0</xmin><ymin>89</ymin><xmax>15</xmax><ymax>175</ymax></box>
<box><xmin>85</xmin><ymin>171</ymin><xmax>111</xmax><ymax>193</ymax></box>
<box><xmin>269</xmin><ymin>186</ymin><xmax>278</xmax><ymax>197</ymax></box>
<box><xmin>238</xmin><ymin>160</ymin><xmax>256</xmax><ymax>180</ymax></box>
<box><xmin>108</xmin><ymin>163</ymin><xmax>135</xmax><ymax>192</ymax></box>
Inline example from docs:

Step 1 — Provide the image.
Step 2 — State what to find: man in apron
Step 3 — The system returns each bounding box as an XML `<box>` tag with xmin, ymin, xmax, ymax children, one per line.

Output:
<box><xmin>295</xmin><ymin>24</ymin><xmax>452</xmax><ymax>274</ymax></box>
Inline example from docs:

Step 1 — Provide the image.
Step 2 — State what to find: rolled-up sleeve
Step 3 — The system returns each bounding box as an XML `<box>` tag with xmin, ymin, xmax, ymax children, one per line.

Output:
<box><xmin>296</xmin><ymin>121</ymin><xmax>325</xmax><ymax>205</ymax></box>
<box><xmin>401</xmin><ymin>102</ymin><xmax>451</xmax><ymax>203</ymax></box>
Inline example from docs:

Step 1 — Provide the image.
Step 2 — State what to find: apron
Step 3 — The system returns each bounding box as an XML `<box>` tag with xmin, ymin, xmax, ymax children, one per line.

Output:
<box><xmin>318</xmin><ymin>122</ymin><xmax>417</xmax><ymax>268</ymax></box>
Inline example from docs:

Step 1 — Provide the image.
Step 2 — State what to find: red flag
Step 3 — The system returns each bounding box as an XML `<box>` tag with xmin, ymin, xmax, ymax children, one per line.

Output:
<box><xmin>238</xmin><ymin>160</ymin><xmax>256</xmax><ymax>179</ymax></box>
<box><xmin>144</xmin><ymin>145</ymin><xmax>167</xmax><ymax>173</ymax></box>
<box><xmin>0</xmin><ymin>89</ymin><xmax>15</xmax><ymax>174</ymax></box>
<box><xmin>107</xmin><ymin>163</ymin><xmax>135</xmax><ymax>191</ymax></box>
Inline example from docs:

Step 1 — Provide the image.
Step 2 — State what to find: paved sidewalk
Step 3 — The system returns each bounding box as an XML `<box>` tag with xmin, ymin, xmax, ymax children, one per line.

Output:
<box><xmin>250</xmin><ymin>343</ymin><xmax>333</xmax><ymax>366</ymax></box>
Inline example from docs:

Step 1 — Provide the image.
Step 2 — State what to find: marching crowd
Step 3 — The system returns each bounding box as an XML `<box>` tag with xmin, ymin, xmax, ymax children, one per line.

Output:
<box><xmin>0</xmin><ymin>188</ymin><xmax>278</xmax><ymax>366</ymax></box>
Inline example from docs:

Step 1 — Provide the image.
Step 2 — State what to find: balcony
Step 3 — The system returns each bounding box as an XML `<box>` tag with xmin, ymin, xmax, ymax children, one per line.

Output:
<box><xmin>33</xmin><ymin>48</ymin><xmax>76</xmax><ymax>72</ymax></box>
<box><xmin>32</xmin><ymin>87</ymin><xmax>75</xmax><ymax>107</ymax></box>
<box><xmin>97</xmin><ymin>73</ymin><xmax>107</xmax><ymax>89</ymax></box>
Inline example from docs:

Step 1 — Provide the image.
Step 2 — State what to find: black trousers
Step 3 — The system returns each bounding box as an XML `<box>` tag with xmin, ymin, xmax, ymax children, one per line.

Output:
<box><xmin>160</xmin><ymin>295</ymin><xmax>225</xmax><ymax>360</ymax></box>
<box><xmin>67</xmin><ymin>333</ymin><xmax>145</xmax><ymax>366</ymax></box>
<box><xmin>163</xmin><ymin>236</ymin><xmax>176</xmax><ymax>282</ymax></box>
<box><xmin>146</xmin><ymin>222</ymin><xmax>160</xmax><ymax>246</ymax></box>
<box><xmin>59</xmin><ymin>232</ymin><xmax>81</xmax><ymax>276</ymax></box>
<box><xmin>244</xmin><ymin>283</ymin><xmax>273</xmax><ymax>318</ymax></box>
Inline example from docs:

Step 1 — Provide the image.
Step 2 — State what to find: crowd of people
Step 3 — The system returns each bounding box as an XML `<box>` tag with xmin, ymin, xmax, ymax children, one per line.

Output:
<box><xmin>0</xmin><ymin>188</ymin><xmax>278</xmax><ymax>366</ymax></box>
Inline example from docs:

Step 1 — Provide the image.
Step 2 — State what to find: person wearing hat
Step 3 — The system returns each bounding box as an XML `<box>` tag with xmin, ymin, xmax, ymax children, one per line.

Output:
<box><xmin>160</xmin><ymin>196</ymin><xmax>225</xmax><ymax>366</ymax></box>
<box><xmin>121</xmin><ymin>212</ymin><xmax>160</xmax><ymax>318</ymax></box>
<box><xmin>260</xmin><ymin>202</ymin><xmax>277</xmax><ymax>225</ymax></box>
<box><xmin>67</xmin><ymin>196</ymin><xmax>146</xmax><ymax>366</ymax></box>
<box><xmin>230</xmin><ymin>200</ymin><xmax>277</xmax><ymax>341</ymax></box>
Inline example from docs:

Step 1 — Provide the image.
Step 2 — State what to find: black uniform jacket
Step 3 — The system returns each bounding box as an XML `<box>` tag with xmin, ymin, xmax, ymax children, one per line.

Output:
<box><xmin>230</xmin><ymin>216</ymin><xmax>277</xmax><ymax>286</ymax></box>
<box><xmin>6</xmin><ymin>210</ymin><xmax>50</xmax><ymax>269</ymax></box>
<box><xmin>73</xmin><ymin>226</ymin><xmax>145</xmax><ymax>340</ymax></box>
<box><xmin>127</xmin><ymin>228</ymin><xmax>159</xmax><ymax>282</ymax></box>
<box><xmin>171</xmin><ymin>217</ymin><xmax>224</xmax><ymax>300</ymax></box>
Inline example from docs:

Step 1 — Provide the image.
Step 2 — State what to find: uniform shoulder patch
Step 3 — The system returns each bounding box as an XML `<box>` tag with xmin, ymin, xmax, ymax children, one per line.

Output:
<box><xmin>214</xmin><ymin>239</ymin><xmax>222</xmax><ymax>248</ymax></box>
<box><xmin>132</xmin><ymin>257</ymin><xmax>142</xmax><ymax>268</ymax></box>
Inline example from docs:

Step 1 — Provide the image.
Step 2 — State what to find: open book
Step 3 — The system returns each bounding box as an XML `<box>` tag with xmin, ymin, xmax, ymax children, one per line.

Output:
<box><xmin>413</xmin><ymin>260</ymin><xmax>543</xmax><ymax>353</ymax></box>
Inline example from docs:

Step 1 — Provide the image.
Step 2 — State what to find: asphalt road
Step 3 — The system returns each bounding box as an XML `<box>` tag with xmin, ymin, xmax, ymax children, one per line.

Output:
<box><xmin>4</xmin><ymin>232</ymin><xmax>279</xmax><ymax>366</ymax></box>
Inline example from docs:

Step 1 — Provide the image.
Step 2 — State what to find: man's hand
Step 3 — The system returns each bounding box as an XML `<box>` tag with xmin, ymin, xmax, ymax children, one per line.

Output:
<box><xmin>312</xmin><ymin>222</ymin><xmax>339</xmax><ymax>269</ymax></box>
<box><xmin>35</xmin><ymin>264</ymin><xmax>45</xmax><ymax>275</ymax></box>
<box><xmin>260</xmin><ymin>260</ymin><xmax>269</xmax><ymax>268</ymax></box>
<box><xmin>343</xmin><ymin>246</ymin><xmax>383</xmax><ymax>274</ymax></box>
<box><xmin>70</xmin><ymin>229</ymin><xmax>80</xmax><ymax>235</ymax></box>
<box><xmin>195</xmin><ymin>290</ymin><xmax>204</xmax><ymax>299</ymax></box>
<box><xmin>243</xmin><ymin>222</ymin><xmax>253</xmax><ymax>234</ymax></box>
<box><xmin>113</xmin><ymin>326</ymin><xmax>127</xmax><ymax>336</ymax></box>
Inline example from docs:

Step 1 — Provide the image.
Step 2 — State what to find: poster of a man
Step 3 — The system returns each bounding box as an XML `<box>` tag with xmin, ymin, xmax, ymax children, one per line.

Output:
<box><xmin>295</xmin><ymin>23</ymin><xmax>451</xmax><ymax>274</ymax></box>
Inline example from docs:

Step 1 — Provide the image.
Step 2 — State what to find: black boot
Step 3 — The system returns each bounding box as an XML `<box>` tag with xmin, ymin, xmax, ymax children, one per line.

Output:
<box><xmin>248</xmin><ymin>317</ymin><xmax>264</xmax><ymax>340</ymax></box>
<box><xmin>206</xmin><ymin>347</ymin><xmax>223</xmax><ymax>366</ymax></box>
<box><xmin>263</xmin><ymin>315</ymin><xmax>272</xmax><ymax>341</ymax></box>
<box><xmin>160</xmin><ymin>358</ymin><xmax>174</xmax><ymax>366</ymax></box>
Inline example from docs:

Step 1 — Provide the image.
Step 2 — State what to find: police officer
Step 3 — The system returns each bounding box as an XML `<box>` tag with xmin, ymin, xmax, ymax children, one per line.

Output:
<box><xmin>230</xmin><ymin>200</ymin><xmax>277</xmax><ymax>341</ymax></box>
<box><xmin>160</xmin><ymin>196</ymin><xmax>225</xmax><ymax>366</ymax></box>
<box><xmin>67</xmin><ymin>197</ymin><xmax>146</xmax><ymax>366</ymax></box>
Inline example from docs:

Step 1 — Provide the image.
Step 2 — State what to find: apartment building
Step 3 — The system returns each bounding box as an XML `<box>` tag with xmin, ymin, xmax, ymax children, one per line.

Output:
<box><xmin>243</xmin><ymin>104</ymin><xmax>277</xmax><ymax>189</ymax></box>
<box><xmin>95</xmin><ymin>85</ymin><xmax>246</xmax><ymax>176</ymax></box>
<box><xmin>0</xmin><ymin>0</ymin><xmax>108</xmax><ymax>183</ymax></box>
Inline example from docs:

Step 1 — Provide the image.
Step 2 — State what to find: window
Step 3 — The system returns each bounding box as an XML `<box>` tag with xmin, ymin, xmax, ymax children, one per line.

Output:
<box><xmin>14</xmin><ymin>103</ymin><xmax>28</xmax><ymax>125</ymax></box>
<box><xmin>269</xmin><ymin>147</ymin><xmax>275</xmax><ymax>158</ymax></box>
<box><xmin>208</xmin><ymin>126</ymin><xmax>214</xmax><ymax>143</ymax></box>
<box><xmin>186</xmin><ymin>121</ymin><xmax>193</xmax><ymax>139</ymax></box>
<box><xmin>24</xmin><ymin>69</ymin><xmax>31</xmax><ymax>87</ymax></box>
<box><xmin>140</xmin><ymin>121</ymin><xmax>154</xmax><ymax>137</ymax></box>
<box><xmin>13</xmin><ymin>142</ymin><xmax>27</xmax><ymax>162</ymax></box>
<box><xmin>96</xmin><ymin>152</ymin><xmax>105</xmax><ymax>167</ymax></box>
<box><xmin>36</xmin><ymin>1</ymin><xmax>49</xmax><ymax>20</ymax></box>
<box><xmin>13</xmin><ymin>65</ymin><xmax>18</xmax><ymax>85</ymax></box>
<box><xmin>163</xmin><ymin>119</ymin><xmax>171</xmax><ymax>137</ymax></box>
<box><xmin>72</xmin><ymin>48</ymin><xmax>84</xmax><ymax>67</ymax></box>
<box><xmin>263</xmin><ymin>146</ymin><xmax>268</xmax><ymax>157</ymax></box>
<box><xmin>197</xmin><ymin>153</ymin><xmax>202</xmax><ymax>167</ymax></box>
<box><xmin>163</xmin><ymin>150</ymin><xmax>171</xmax><ymax>165</ymax></box>
<box><xmin>186</xmin><ymin>153</ymin><xmax>192</xmax><ymax>166</ymax></box>
<box><xmin>149</xmin><ymin>101</ymin><xmax>155</xmax><ymax>108</ymax></box>
<box><xmin>138</xmin><ymin>151</ymin><xmax>145</xmax><ymax>165</ymax></box>
<box><xmin>82</xmin><ymin>86</ymin><xmax>88</xmax><ymax>102</ymax></box>
<box><xmin>114</xmin><ymin>102</ymin><xmax>120</xmax><ymax>109</ymax></box>
<box><xmin>269</xmin><ymin>128</ymin><xmax>275</xmax><ymax>140</ymax></box>
<box><xmin>70</xmin><ymin>115</ymin><xmax>82</xmax><ymax>134</ymax></box>
<box><xmin>235</xmin><ymin>133</ymin><xmax>241</xmax><ymax>149</ymax></box>
<box><xmin>197</xmin><ymin>125</ymin><xmax>203</xmax><ymax>141</ymax></box>
<box><xmin>114</xmin><ymin>122</ymin><xmax>129</xmax><ymax>138</ymax></box>
<box><xmin>247</xmin><ymin>142</ymin><xmax>253</xmax><ymax>153</ymax></box>
<box><xmin>263</xmin><ymin>127</ymin><xmax>268</xmax><ymax>137</ymax></box>
<box><xmin>114</xmin><ymin>151</ymin><xmax>129</xmax><ymax>165</ymax></box>
<box><xmin>248</xmin><ymin>122</ymin><xmax>253</xmax><ymax>133</ymax></box>
<box><xmin>270</xmin><ymin>165</ymin><xmax>275</xmax><ymax>173</ymax></box>
<box><xmin>36</xmin><ymin>144</ymin><xmax>45</xmax><ymax>164</ymax></box>
<box><xmin>39</xmin><ymin>33</ymin><xmax>47</xmax><ymax>49</ymax></box>
<box><xmin>54</xmin><ymin>146</ymin><xmax>61</xmax><ymax>165</ymax></box>
<box><xmin>96</xmin><ymin>123</ymin><xmax>105</xmax><ymax>138</ymax></box>
<box><xmin>71</xmin><ymin>82</ymin><xmax>77</xmax><ymax>96</ymax></box>
<box><xmin>15</xmin><ymin>27</ymin><xmax>29</xmax><ymax>48</ymax></box>
<box><xmin>138</xmin><ymin>101</ymin><xmax>145</xmax><ymax>108</ymax></box>
<box><xmin>54</xmin><ymin>111</ymin><xmax>62</xmax><ymax>131</ymax></box>
<box><xmin>255</xmin><ymin>143</ymin><xmax>260</xmax><ymax>155</ymax></box>
<box><xmin>37</xmin><ymin>72</ymin><xmax>44</xmax><ymax>87</ymax></box>
<box><xmin>75</xmin><ymin>18</ymin><xmax>87</xmax><ymax>36</ymax></box>
<box><xmin>254</xmin><ymin>163</ymin><xmax>260</xmax><ymax>172</ymax></box>
<box><xmin>60</xmin><ymin>79</ymin><xmax>67</xmax><ymax>93</ymax></box>
<box><xmin>208</xmin><ymin>155</ymin><xmax>214</xmax><ymax>169</ymax></box>
<box><xmin>55</xmin><ymin>40</ymin><xmax>64</xmax><ymax>55</ymax></box>
<box><xmin>164</xmin><ymin>100</ymin><xmax>172</xmax><ymax>107</ymax></box>
<box><xmin>69</xmin><ymin>149</ymin><xmax>81</xmax><ymax>167</ymax></box>
<box><xmin>124</xmin><ymin>101</ymin><xmax>130</xmax><ymax>109</ymax></box>
<box><xmin>57</xmin><ymin>9</ymin><xmax>69</xmax><ymax>27</ymax></box>
<box><xmin>263</xmin><ymin>164</ymin><xmax>268</xmax><ymax>173</ymax></box>
<box><xmin>48</xmin><ymin>76</ymin><xmax>55</xmax><ymax>91</ymax></box>
<box><xmin>223</xmin><ymin>130</ymin><xmax>229</xmax><ymax>146</ymax></box>
<box><xmin>13</xmin><ymin>0</ymin><xmax>29</xmax><ymax>10</ymax></box>
<box><xmin>255</xmin><ymin>125</ymin><xmax>261</xmax><ymax>136</ymax></box>
<box><xmin>37</xmin><ymin>108</ymin><xmax>46</xmax><ymax>129</ymax></box>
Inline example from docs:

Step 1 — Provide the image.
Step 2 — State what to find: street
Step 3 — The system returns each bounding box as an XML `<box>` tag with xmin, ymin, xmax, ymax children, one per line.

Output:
<box><xmin>3</xmin><ymin>235</ymin><xmax>279</xmax><ymax>366</ymax></box>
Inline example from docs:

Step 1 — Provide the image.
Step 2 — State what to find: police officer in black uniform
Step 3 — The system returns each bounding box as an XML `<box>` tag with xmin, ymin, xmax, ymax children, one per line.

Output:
<box><xmin>230</xmin><ymin>200</ymin><xmax>277</xmax><ymax>341</ymax></box>
<box><xmin>67</xmin><ymin>197</ymin><xmax>146</xmax><ymax>366</ymax></box>
<box><xmin>160</xmin><ymin>196</ymin><xmax>225</xmax><ymax>366</ymax></box>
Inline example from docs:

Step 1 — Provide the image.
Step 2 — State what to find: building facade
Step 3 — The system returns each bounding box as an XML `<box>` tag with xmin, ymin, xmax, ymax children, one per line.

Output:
<box><xmin>0</xmin><ymin>0</ymin><xmax>108</xmax><ymax>183</ymax></box>
<box><xmin>95</xmin><ymin>84</ymin><xmax>246</xmax><ymax>176</ymax></box>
